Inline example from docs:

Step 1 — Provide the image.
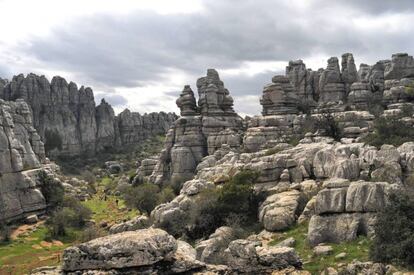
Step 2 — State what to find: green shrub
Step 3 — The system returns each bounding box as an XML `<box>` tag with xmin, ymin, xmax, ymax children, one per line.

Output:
<box><xmin>362</xmin><ymin>117</ymin><xmax>414</xmax><ymax>147</ymax></box>
<box><xmin>38</xmin><ymin>170</ymin><xmax>64</xmax><ymax>208</ymax></box>
<box><xmin>44</xmin><ymin>129</ymin><xmax>62</xmax><ymax>153</ymax></box>
<box><xmin>370</xmin><ymin>192</ymin><xmax>414</xmax><ymax>267</ymax></box>
<box><xmin>170</xmin><ymin>176</ymin><xmax>186</xmax><ymax>195</ymax></box>
<box><xmin>187</xmin><ymin>170</ymin><xmax>262</xmax><ymax>239</ymax></box>
<box><xmin>315</xmin><ymin>111</ymin><xmax>342</xmax><ymax>141</ymax></box>
<box><xmin>0</xmin><ymin>222</ymin><xmax>11</xmax><ymax>243</ymax></box>
<box><xmin>122</xmin><ymin>183</ymin><xmax>160</xmax><ymax>214</ymax></box>
<box><xmin>46</xmin><ymin>208</ymin><xmax>76</xmax><ymax>237</ymax></box>
<box><xmin>81</xmin><ymin>171</ymin><xmax>96</xmax><ymax>185</ymax></box>
<box><xmin>157</xmin><ymin>187</ymin><xmax>176</xmax><ymax>204</ymax></box>
<box><xmin>45</xmin><ymin>195</ymin><xmax>92</xmax><ymax>238</ymax></box>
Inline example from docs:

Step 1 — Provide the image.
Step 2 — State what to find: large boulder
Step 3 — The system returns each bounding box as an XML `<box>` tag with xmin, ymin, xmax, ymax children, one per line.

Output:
<box><xmin>62</xmin><ymin>228</ymin><xmax>177</xmax><ymax>271</ymax></box>
<box><xmin>109</xmin><ymin>215</ymin><xmax>150</xmax><ymax>234</ymax></box>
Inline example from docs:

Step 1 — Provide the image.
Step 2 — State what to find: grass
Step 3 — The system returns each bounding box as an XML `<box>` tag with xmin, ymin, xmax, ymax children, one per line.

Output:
<box><xmin>269</xmin><ymin>223</ymin><xmax>371</xmax><ymax>274</ymax></box>
<box><xmin>0</xmin><ymin>189</ymin><xmax>138</xmax><ymax>274</ymax></box>
<box><xmin>0</xmin><ymin>226</ymin><xmax>73</xmax><ymax>275</ymax></box>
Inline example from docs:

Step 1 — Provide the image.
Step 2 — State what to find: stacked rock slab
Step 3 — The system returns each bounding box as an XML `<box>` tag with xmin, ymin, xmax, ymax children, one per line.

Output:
<box><xmin>0</xmin><ymin>99</ymin><xmax>47</xmax><ymax>222</ymax></box>
<box><xmin>0</xmin><ymin>74</ymin><xmax>177</xmax><ymax>157</ymax></box>
<box><xmin>307</xmin><ymin>180</ymin><xmax>397</xmax><ymax>246</ymax></box>
<box><xmin>318</xmin><ymin>57</ymin><xmax>346</xmax><ymax>105</ymax></box>
<box><xmin>150</xmin><ymin>69</ymin><xmax>244</xmax><ymax>185</ymax></box>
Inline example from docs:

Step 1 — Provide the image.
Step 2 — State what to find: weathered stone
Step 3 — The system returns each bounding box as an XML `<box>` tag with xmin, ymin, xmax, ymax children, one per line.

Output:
<box><xmin>109</xmin><ymin>215</ymin><xmax>150</xmax><ymax>234</ymax></box>
<box><xmin>261</xmin><ymin>75</ymin><xmax>299</xmax><ymax>115</ymax></box>
<box><xmin>62</xmin><ymin>228</ymin><xmax>177</xmax><ymax>271</ymax></box>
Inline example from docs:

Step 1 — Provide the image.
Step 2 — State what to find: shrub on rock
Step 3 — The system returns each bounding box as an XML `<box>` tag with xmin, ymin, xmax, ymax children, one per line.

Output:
<box><xmin>370</xmin><ymin>192</ymin><xmax>414</xmax><ymax>267</ymax></box>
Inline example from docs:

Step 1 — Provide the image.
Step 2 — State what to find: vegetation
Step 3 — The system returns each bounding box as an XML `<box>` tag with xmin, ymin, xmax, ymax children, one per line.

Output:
<box><xmin>370</xmin><ymin>192</ymin><xmax>414</xmax><ymax>268</ymax></box>
<box><xmin>187</xmin><ymin>170</ymin><xmax>263</xmax><ymax>239</ymax></box>
<box><xmin>269</xmin><ymin>223</ymin><xmax>371</xmax><ymax>274</ymax></box>
<box><xmin>362</xmin><ymin>117</ymin><xmax>414</xmax><ymax>147</ymax></box>
<box><xmin>38</xmin><ymin>170</ymin><xmax>64</xmax><ymax>208</ymax></box>
<box><xmin>45</xmin><ymin>195</ymin><xmax>92</xmax><ymax>238</ymax></box>
<box><xmin>121</xmin><ymin>183</ymin><xmax>175</xmax><ymax>214</ymax></box>
<box><xmin>0</xmin><ymin>222</ymin><xmax>11</xmax><ymax>243</ymax></box>
<box><xmin>44</xmin><ymin>130</ymin><xmax>63</xmax><ymax>153</ymax></box>
<box><xmin>315</xmin><ymin>111</ymin><xmax>342</xmax><ymax>141</ymax></box>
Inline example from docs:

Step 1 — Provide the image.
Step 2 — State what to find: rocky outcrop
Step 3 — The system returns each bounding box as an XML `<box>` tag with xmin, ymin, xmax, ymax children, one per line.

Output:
<box><xmin>307</xmin><ymin>180</ymin><xmax>397</xmax><ymax>246</ymax></box>
<box><xmin>261</xmin><ymin>76</ymin><xmax>299</xmax><ymax>116</ymax></box>
<box><xmin>150</xmin><ymin>69</ymin><xmax>244</xmax><ymax>184</ymax></box>
<box><xmin>109</xmin><ymin>215</ymin><xmax>150</xmax><ymax>234</ymax></box>
<box><xmin>62</xmin><ymin>228</ymin><xmax>206</xmax><ymax>273</ymax></box>
<box><xmin>319</xmin><ymin>57</ymin><xmax>346</xmax><ymax>105</ymax></box>
<box><xmin>0</xmin><ymin>74</ymin><xmax>177</xmax><ymax>157</ymax></box>
<box><xmin>0</xmin><ymin>99</ymin><xmax>48</xmax><ymax>222</ymax></box>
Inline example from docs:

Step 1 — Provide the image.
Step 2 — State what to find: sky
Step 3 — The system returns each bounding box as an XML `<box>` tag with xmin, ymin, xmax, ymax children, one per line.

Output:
<box><xmin>0</xmin><ymin>0</ymin><xmax>413</xmax><ymax>116</ymax></box>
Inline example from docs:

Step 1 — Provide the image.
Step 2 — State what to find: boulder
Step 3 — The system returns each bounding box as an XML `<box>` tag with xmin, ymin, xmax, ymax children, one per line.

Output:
<box><xmin>62</xmin><ymin>228</ymin><xmax>177</xmax><ymax>271</ymax></box>
<box><xmin>109</xmin><ymin>215</ymin><xmax>150</xmax><ymax>234</ymax></box>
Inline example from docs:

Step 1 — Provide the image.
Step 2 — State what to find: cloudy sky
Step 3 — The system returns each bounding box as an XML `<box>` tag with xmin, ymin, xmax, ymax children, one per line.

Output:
<box><xmin>0</xmin><ymin>0</ymin><xmax>413</xmax><ymax>115</ymax></box>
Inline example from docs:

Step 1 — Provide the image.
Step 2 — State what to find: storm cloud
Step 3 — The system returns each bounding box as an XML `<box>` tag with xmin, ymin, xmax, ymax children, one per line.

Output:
<box><xmin>2</xmin><ymin>0</ymin><xmax>414</xmax><ymax>115</ymax></box>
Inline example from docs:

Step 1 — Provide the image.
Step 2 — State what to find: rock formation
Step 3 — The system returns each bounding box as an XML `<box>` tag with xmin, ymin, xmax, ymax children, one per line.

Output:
<box><xmin>0</xmin><ymin>99</ymin><xmax>49</xmax><ymax>222</ymax></box>
<box><xmin>149</xmin><ymin>69</ymin><xmax>244</xmax><ymax>184</ymax></box>
<box><xmin>0</xmin><ymin>74</ymin><xmax>177</xmax><ymax>157</ymax></box>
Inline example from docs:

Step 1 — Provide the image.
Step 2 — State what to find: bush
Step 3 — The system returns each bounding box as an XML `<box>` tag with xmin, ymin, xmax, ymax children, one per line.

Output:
<box><xmin>187</xmin><ymin>170</ymin><xmax>262</xmax><ymax>238</ymax></box>
<box><xmin>157</xmin><ymin>187</ymin><xmax>176</xmax><ymax>204</ymax></box>
<box><xmin>122</xmin><ymin>183</ymin><xmax>160</xmax><ymax>214</ymax></box>
<box><xmin>362</xmin><ymin>117</ymin><xmax>414</xmax><ymax>147</ymax></box>
<box><xmin>370</xmin><ymin>192</ymin><xmax>414</xmax><ymax>267</ymax></box>
<box><xmin>81</xmin><ymin>171</ymin><xmax>96</xmax><ymax>185</ymax></box>
<box><xmin>0</xmin><ymin>222</ymin><xmax>11</xmax><ymax>243</ymax></box>
<box><xmin>46</xmin><ymin>208</ymin><xmax>76</xmax><ymax>237</ymax></box>
<box><xmin>38</xmin><ymin>170</ymin><xmax>64</xmax><ymax>208</ymax></box>
<box><xmin>315</xmin><ymin>111</ymin><xmax>342</xmax><ymax>141</ymax></box>
<box><xmin>45</xmin><ymin>195</ymin><xmax>92</xmax><ymax>238</ymax></box>
<box><xmin>44</xmin><ymin>129</ymin><xmax>62</xmax><ymax>153</ymax></box>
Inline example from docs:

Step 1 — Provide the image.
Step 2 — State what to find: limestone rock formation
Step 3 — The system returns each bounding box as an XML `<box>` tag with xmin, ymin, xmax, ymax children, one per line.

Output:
<box><xmin>307</xmin><ymin>180</ymin><xmax>397</xmax><ymax>246</ymax></box>
<box><xmin>261</xmin><ymin>75</ymin><xmax>299</xmax><ymax>115</ymax></box>
<box><xmin>62</xmin><ymin>228</ymin><xmax>177</xmax><ymax>272</ymax></box>
<box><xmin>341</xmin><ymin>53</ymin><xmax>358</xmax><ymax>94</ymax></box>
<box><xmin>0</xmin><ymin>99</ymin><xmax>48</xmax><ymax>222</ymax></box>
<box><xmin>319</xmin><ymin>57</ymin><xmax>346</xmax><ymax>104</ymax></box>
<box><xmin>384</xmin><ymin>53</ymin><xmax>414</xmax><ymax>80</ymax></box>
<box><xmin>108</xmin><ymin>215</ymin><xmax>150</xmax><ymax>234</ymax></box>
<box><xmin>150</xmin><ymin>69</ymin><xmax>244</xmax><ymax>184</ymax></box>
<box><xmin>0</xmin><ymin>73</ymin><xmax>177</xmax><ymax>157</ymax></box>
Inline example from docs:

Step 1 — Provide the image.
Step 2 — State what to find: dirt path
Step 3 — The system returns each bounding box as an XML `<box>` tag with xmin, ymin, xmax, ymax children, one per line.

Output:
<box><xmin>10</xmin><ymin>221</ymin><xmax>44</xmax><ymax>240</ymax></box>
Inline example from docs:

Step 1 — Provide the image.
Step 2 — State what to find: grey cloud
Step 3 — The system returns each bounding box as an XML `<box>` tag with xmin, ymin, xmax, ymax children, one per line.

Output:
<box><xmin>16</xmin><ymin>0</ymin><xmax>414</xmax><ymax>114</ymax></box>
<box><xmin>97</xmin><ymin>93</ymin><xmax>128</xmax><ymax>107</ymax></box>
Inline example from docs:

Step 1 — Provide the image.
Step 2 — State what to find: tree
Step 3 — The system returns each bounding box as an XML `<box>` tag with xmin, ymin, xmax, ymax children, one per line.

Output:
<box><xmin>370</xmin><ymin>192</ymin><xmax>414</xmax><ymax>267</ymax></box>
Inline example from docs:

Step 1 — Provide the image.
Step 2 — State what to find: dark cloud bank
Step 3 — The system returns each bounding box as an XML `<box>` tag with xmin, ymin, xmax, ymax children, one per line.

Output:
<box><xmin>20</xmin><ymin>0</ymin><xmax>414</xmax><ymax>114</ymax></box>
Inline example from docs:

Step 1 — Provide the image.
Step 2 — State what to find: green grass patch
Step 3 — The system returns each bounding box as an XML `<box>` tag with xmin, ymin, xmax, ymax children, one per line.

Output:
<box><xmin>269</xmin><ymin>223</ymin><xmax>371</xmax><ymax>274</ymax></box>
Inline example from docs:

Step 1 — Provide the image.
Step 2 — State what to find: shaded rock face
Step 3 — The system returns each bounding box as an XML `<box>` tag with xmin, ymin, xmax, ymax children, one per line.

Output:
<box><xmin>150</xmin><ymin>69</ymin><xmax>244</xmax><ymax>184</ymax></box>
<box><xmin>0</xmin><ymin>74</ymin><xmax>177</xmax><ymax>157</ymax></box>
<box><xmin>307</xmin><ymin>180</ymin><xmax>397</xmax><ymax>246</ymax></box>
<box><xmin>261</xmin><ymin>76</ymin><xmax>299</xmax><ymax>115</ymax></box>
<box><xmin>319</xmin><ymin>57</ymin><xmax>346</xmax><ymax>104</ymax></box>
<box><xmin>0</xmin><ymin>99</ymin><xmax>47</xmax><ymax>222</ymax></box>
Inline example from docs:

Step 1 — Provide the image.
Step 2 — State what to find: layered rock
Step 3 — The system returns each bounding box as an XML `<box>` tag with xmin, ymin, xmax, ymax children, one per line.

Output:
<box><xmin>0</xmin><ymin>99</ymin><xmax>48</xmax><ymax>222</ymax></box>
<box><xmin>307</xmin><ymin>180</ymin><xmax>397</xmax><ymax>246</ymax></box>
<box><xmin>319</xmin><ymin>57</ymin><xmax>346</xmax><ymax>104</ymax></box>
<box><xmin>384</xmin><ymin>53</ymin><xmax>414</xmax><ymax>80</ymax></box>
<box><xmin>260</xmin><ymin>75</ymin><xmax>299</xmax><ymax>115</ymax></box>
<box><xmin>150</xmin><ymin>70</ymin><xmax>244</xmax><ymax>184</ymax></box>
<box><xmin>0</xmin><ymin>73</ymin><xmax>177</xmax><ymax>157</ymax></box>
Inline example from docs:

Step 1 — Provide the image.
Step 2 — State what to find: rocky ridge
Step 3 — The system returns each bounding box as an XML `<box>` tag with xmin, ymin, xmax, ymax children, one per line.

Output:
<box><xmin>0</xmin><ymin>73</ymin><xmax>177</xmax><ymax>157</ymax></box>
<box><xmin>0</xmin><ymin>98</ymin><xmax>51</xmax><ymax>222</ymax></box>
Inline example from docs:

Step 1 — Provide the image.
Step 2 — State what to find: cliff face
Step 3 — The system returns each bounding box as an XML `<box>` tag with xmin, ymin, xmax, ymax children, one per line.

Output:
<box><xmin>0</xmin><ymin>74</ymin><xmax>177</xmax><ymax>157</ymax></box>
<box><xmin>0</xmin><ymin>98</ymin><xmax>47</xmax><ymax>222</ymax></box>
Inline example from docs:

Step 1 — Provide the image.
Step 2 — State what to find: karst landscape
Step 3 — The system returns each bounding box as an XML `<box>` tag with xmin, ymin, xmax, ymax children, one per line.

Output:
<box><xmin>1</xmin><ymin>1</ymin><xmax>414</xmax><ymax>275</ymax></box>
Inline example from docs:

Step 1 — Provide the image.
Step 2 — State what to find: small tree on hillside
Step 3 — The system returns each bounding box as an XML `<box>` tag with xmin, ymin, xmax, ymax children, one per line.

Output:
<box><xmin>370</xmin><ymin>192</ymin><xmax>414</xmax><ymax>267</ymax></box>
